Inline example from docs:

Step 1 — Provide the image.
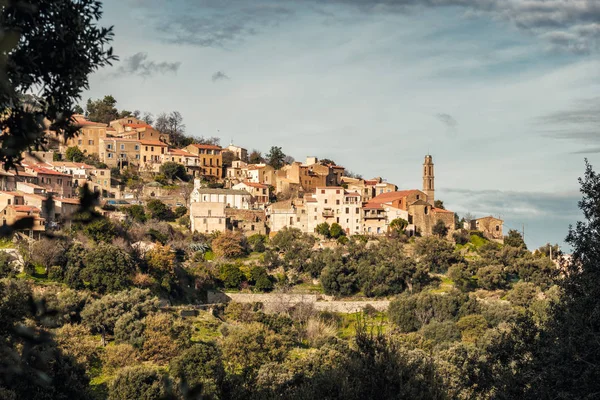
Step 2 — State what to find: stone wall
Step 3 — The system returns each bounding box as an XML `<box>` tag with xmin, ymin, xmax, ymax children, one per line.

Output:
<box><xmin>206</xmin><ymin>291</ymin><xmax>389</xmax><ymax>314</ymax></box>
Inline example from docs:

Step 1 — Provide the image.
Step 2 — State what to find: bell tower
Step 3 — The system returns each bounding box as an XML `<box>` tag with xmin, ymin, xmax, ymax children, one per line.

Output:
<box><xmin>423</xmin><ymin>155</ymin><xmax>434</xmax><ymax>205</ymax></box>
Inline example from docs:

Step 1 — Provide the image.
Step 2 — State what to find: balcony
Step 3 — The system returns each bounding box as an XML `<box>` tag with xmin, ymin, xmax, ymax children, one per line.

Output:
<box><xmin>364</xmin><ymin>211</ymin><xmax>385</xmax><ymax>219</ymax></box>
<box><xmin>322</xmin><ymin>209</ymin><xmax>334</xmax><ymax>218</ymax></box>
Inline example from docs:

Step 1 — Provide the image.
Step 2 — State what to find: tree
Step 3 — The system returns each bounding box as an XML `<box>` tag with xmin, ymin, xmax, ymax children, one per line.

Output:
<box><xmin>389</xmin><ymin>218</ymin><xmax>408</xmax><ymax>232</ymax></box>
<box><xmin>315</xmin><ymin>222</ymin><xmax>330</xmax><ymax>238</ymax></box>
<box><xmin>219</xmin><ymin>264</ymin><xmax>244</xmax><ymax>289</ymax></box>
<box><xmin>320</xmin><ymin>259</ymin><xmax>358</xmax><ymax>296</ymax></box>
<box><xmin>434</xmin><ymin>200</ymin><xmax>445</xmax><ymax>209</ymax></box>
<box><xmin>82</xmin><ymin>243</ymin><xmax>135</xmax><ymax>293</ymax></box>
<box><xmin>330</xmin><ymin>223</ymin><xmax>345</xmax><ymax>239</ymax></box>
<box><xmin>108</xmin><ymin>365</ymin><xmax>167</xmax><ymax>400</ymax></box>
<box><xmin>212</xmin><ymin>231</ymin><xmax>247</xmax><ymax>259</ymax></box>
<box><xmin>477</xmin><ymin>265</ymin><xmax>507</xmax><ymax>290</ymax></box>
<box><xmin>170</xmin><ymin>343</ymin><xmax>225</xmax><ymax>398</ymax></box>
<box><xmin>81</xmin><ymin>289</ymin><xmax>158</xmax><ymax>345</ymax></box>
<box><xmin>86</xmin><ymin>95</ymin><xmax>119</xmax><ymax>124</ymax></box>
<box><xmin>83</xmin><ymin>217</ymin><xmax>117</xmax><ymax>242</ymax></box>
<box><xmin>0</xmin><ymin>0</ymin><xmax>115</xmax><ymax>170</ymax></box>
<box><xmin>159</xmin><ymin>161</ymin><xmax>188</xmax><ymax>182</ymax></box>
<box><xmin>248</xmin><ymin>149</ymin><xmax>264</xmax><ymax>164</ymax></box>
<box><xmin>124</xmin><ymin>204</ymin><xmax>147</xmax><ymax>223</ymax></box>
<box><xmin>266</xmin><ymin>146</ymin><xmax>286</xmax><ymax>170</ymax></box>
<box><xmin>432</xmin><ymin>219</ymin><xmax>449</xmax><ymax>238</ymax></box>
<box><xmin>388</xmin><ymin>294</ymin><xmax>420</xmax><ymax>332</ymax></box>
<box><xmin>146</xmin><ymin>199</ymin><xmax>174</xmax><ymax>221</ymax></box>
<box><xmin>141</xmin><ymin>313</ymin><xmax>191</xmax><ymax>363</ymax></box>
<box><xmin>504</xmin><ymin>229</ymin><xmax>527</xmax><ymax>249</ymax></box>
<box><xmin>413</xmin><ymin>236</ymin><xmax>458</xmax><ymax>273</ymax></box>
<box><xmin>155</xmin><ymin>111</ymin><xmax>188</xmax><ymax>147</ymax></box>
<box><xmin>65</xmin><ymin>146</ymin><xmax>85</xmax><ymax>162</ymax></box>
<box><xmin>319</xmin><ymin>158</ymin><xmax>336</xmax><ymax>166</ymax></box>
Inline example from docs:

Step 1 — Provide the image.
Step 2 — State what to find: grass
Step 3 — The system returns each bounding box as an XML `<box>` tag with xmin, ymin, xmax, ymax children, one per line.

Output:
<box><xmin>293</xmin><ymin>281</ymin><xmax>325</xmax><ymax>294</ymax></box>
<box><xmin>191</xmin><ymin>311</ymin><xmax>222</xmax><ymax>342</ymax></box>
<box><xmin>429</xmin><ymin>275</ymin><xmax>455</xmax><ymax>294</ymax></box>
<box><xmin>0</xmin><ymin>238</ymin><xmax>14</xmax><ymax>249</ymax></box>
<box><xmin>337</xmin><ymin>311</ymin><xmax>389</xmax><ymax>339</ymax></box>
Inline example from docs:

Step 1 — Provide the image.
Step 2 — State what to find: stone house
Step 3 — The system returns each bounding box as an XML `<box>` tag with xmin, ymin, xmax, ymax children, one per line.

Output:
<box><xmin>140</xmin><ymin>140</ymin><xmax>167</xmax><ymax>166</ymax></box>
<box><xmin>62</xmin><ymin>114</ymin><xmax>108</xmax><ymax>156</ymax></box>
<box><xmin>306</xmin><ymin>187</ymin><xmax>363</xmax><ymax>235</ymax></box>
<box><xmin>232</xmin><ymin>182</ymin><xmax>270</xmax><ymax>207</ymax></box>
<box><xmin>226</xmin><ymin>208</ymin><xmax>267</xmax><ymax>236</ymax></box>
<box><xmin>25</xmin><ymin>166</ymin><xmax>74</xmax><ymax>198</ymax></box>
<box><xmin>0</xmin><ymin>205</ymin><xmax>46</xmax><ymax>237</ymax></box>
<box><xmin>466</xmin><ymin>216</ymin><xmax>504</xmax><ymax>242</ymax></box>
<box><xmin>99</xmin><ymin>138</ymin><xmax>141</xmax><ymax>167</ymax></box>
<box><xmin>190</xmin><ymin>201</ymin><xmax>227</xmax><ymax>234</ymax></box>
<box><xmin>224</xmin><ymin>143</ymin><xmax>248</xmax><ymax>162</ymax></box>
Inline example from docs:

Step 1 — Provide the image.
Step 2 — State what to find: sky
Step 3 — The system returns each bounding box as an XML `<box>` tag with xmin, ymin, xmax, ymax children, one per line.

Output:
<box><xmin>84</xmin><ymin>0</ymin><xmax>600</xmax><ymax>250</ymax></box>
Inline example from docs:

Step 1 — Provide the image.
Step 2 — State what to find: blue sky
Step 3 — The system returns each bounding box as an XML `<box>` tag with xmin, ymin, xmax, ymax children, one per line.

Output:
<box><xmin>84</xmin><ymin>0</ymin><xmax>600</xmax><ymax>250</ymax></box>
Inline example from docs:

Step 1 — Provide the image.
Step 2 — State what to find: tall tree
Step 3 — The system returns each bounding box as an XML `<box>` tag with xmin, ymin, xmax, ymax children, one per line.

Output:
<box><xmin>155</xmin><ymin>111</ymin><xmax>187</xmax><ymax>147</ymax></box>
<box><xmin>248</xmin><ymin>149</ymin><xmax>264</xmax><ymax>164</ymax></box>
<box><xmin>266</xmin><ymin>146</ymin><xmax>286</xmax><ymax>170</ymax></box>
<box><xmin>0</xmin><ymin>0</ymin><xmax>116</xmax><ymax>170</ymax></box>
<box><xmin>86</xmin><ymin>95</ymin><xmax>119</xmax><ymax>124</ymax></box>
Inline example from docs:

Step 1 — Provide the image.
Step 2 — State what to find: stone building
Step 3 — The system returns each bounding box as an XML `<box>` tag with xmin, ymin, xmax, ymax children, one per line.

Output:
<box><xmin>99</xmin><ymin>138</ymin><xmax>141</xmax><ymax>168</ymax></box>
<box><xmin>62</xmin><ymin>115</ymin><xmax>108</xmax><ymax>156</ymax></box>
<box><xmin>232</xmin><ymin>182</ymin><xmax>270</xmax><ymax>207</ymax></box>
<box><xmin>266</xmin><ymin>198</ymin><xmax>308</xmax><ymax>234</ymax></box>
<box><xmin>185</xmin><ymin>144</ymin><xmax>223</xmax><ymax>180</ymax></box>
<box><xmin>226</xmin><ymin>208</ymin><xmax>267</xmax><ymax>236</ymax></box>
<box><xmin>305</xmin><ymin>187</ymin><xmax>363</xmax><ymax>235</ymax></box>
<box><xmin>190</xmin><ymin>201</ymin><xmax>226</xmax><ymax>234</ymax></box>
<box><xmin>423</xmin><ymin>154</ymin><xmax>434</xmax><ymax>205</ymax></box>
<box><xmin>466</xmin><ymin>216</ymin><xmax>504</xmax><ymax>242</ymax></box>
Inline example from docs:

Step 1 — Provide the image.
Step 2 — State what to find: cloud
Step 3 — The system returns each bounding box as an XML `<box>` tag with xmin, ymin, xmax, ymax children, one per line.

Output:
<box><xmin>436</xmin><ymin>113</ymin><xmax>458</xmax><ymax>130</ymax></box>
<box><xmin>537</xmin><ymin>97</ymin><xmax>600</xmax><ymax>152</ymax></box>
<box><xmin>114</xmin><ymin>52</ymin><xmax>181</xmax><ymax>77</ymax></box>
<box><xmin>212</xmin><ymin>71</ymin><xmax>230</xmax><ymax>82</ymax></box>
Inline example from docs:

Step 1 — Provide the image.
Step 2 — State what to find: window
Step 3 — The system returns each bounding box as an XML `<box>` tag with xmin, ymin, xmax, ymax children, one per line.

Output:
<box><xmin>120</xmin><ymin>144</ymin><xmax>125</xmax><ymax>150</ymax></box>
<box><xmin>208</xmin><ymin>210</ymin><xmax>212</xmax><ymax>216</ymax></box>
<box><xmin>57</xmin><ymin>179</ymin><xmax>62</xmax><ymax>184</ymax></box>
<box><xmin>151</xmin><ymin>146</ymin><xmax>154</xmax><ymax>151</ymax></box>
<box><xmin>107</xmin><ymin>144</ymin><xmax>112</xmax><ymax>150</ymax></box>
<box><xmin>424</xmin><ymin>207</ymin><xmax>428</xmax><ymax>215</ymax></box>
<box><xmin>297</xmin><ymin>217</ymin><xmax>300</xmax><ymax>222</ymax></box>
<box><xmin>218</xmin><ymin>219</ymin><xmax>221</xmax><ymax>224</ymax></box>
<box><xmin>355</xmin><ymin>208</ymin><xmax>359</xmax><ymax>213</ymax></box>
<box><xmin>100</xmin><ymin>171</ymin><xmax>105</xmax><ymax>176</ymax></box>
<box><xmin>251</xmin><ymin>225</ymin><xmax>255</xmax><ymax>231</ymax></box>
<box><xmin>145</xmin><ymin>146</ymin><xmax>148</xmax><ymax>151</ymax></box>
<box><xmin>47</xmin><ymin>178</ymin><xmax>52</xmax><ymax>184</ymax></box>
<box><xmin>496</xmin><ymin>225</ymin><xmax>500</xmax><ymax>231</ymax></box>
<box><xmin>135</xmin><ymin>155</ymin><xmax>140</xmax><ymax>159</ymax></box>
<box><xmin>7</xmin><ymin>199</ymin><xmax>11</xmax><ymax>205</ymax></box>
<box><xmin>108</xmin><ymin>153</ymin><xmax>113</xmax><ymax>158</ymax></box>
<box><xmin>416</xmin><ymin>195</ymin><xmax>420</xmax><ymax>200</ymax></box>
<box><xmin>324</xmin><ymin>199</ymin><xmax>328</xmax><ymax>204</ymax></box>
<box><xmin>336</xmin><ymin>217</ymin><xmax>339</xmax><ymax>223</ymax></box>
<box><xmin>88</xmin><ymin>140</ymin><xmax>94</xmax><ymax>145</ymax></box>
<box><xmin>321</xmin><ymin>190</ymin><xmax>325</xmax><ymax>194</ymax></box>
<box><xmin>78</xmin><ymin>140</ymin><xmax>82</xmax><ymax>145</ymax></box>
<box><xmin>290</xmin><ymin>217</ymin><xmax>293</xmax><ymax>225</ymax></box>
<box><xmin>336</xmin><ymin>190</ymin><xmax>340</xmax><ymax>194</ymax></box>
<box><xmin>135</xmin><ymin>145</ymin><xmax>139</xmax><ymax>150</ymax></box>
<box><xmin>345</xmin><ymin>207</ymin><xmax>349</xmax><ymax>213</ymax></box>
<box><xmin>203</xmin><ymin>218</ymin><xmax>207</xmax><ymax>224</ymax></box>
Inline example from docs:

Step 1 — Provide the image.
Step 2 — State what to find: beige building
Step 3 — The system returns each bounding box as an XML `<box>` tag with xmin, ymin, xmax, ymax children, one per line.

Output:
<box><xmin>0</xmin><ymin>204</ymin><xmax>46</xmax><ymax>237</ymax></box>
<box><xmin>110</xmin><ymin>117</ymin><xmax>169</xmax><ymax>143</ymax></box>
<box><xmin>185</xmin><ymin>144</ymin><xmax>223</xmax><ymax>180</ymax></box>
<box><xmin>25</xmin><ymin>166</ymin><xmax>74</xmax><ymax>198</ymax></box>
<box><xmin>266</xmin><ymin>198</ymin><xmax>308</xmax><ymax>234</ymax></box>
<box><xmin>99</xmin><ymin>138</ymin><xmax>141</xmax><ymax>168</ymax></box>
<box><xmin>190</xmin><ymin>202</ymin><xmax>227</xmax><ymax>234</ymax></box>
<box><xmin>226</xmin><ymin>208</ymin><xmax>267</xmax><ymax>236</ymax></box>
<box><xmin>190</xmin><ymin>179</ymin><xmax>253</xmax><ymax>209</ymax></box>
<box><xmin>140</xmin><ymin>140</ymin><xmax>168</xmax><ymax>167</ymax></box>
<box><xmin>62</xmin><ymin>114</ymin><xmax>108</xmax><ymax>155</ymax></box>
<box><xmin>306</xmin><ymin>187</ymin><xmax>363</xmax><ymax>235</ymax></box>
<box><xmin>466</xmin><ymin>216</ymin><xmax>504</xmax><ymax>242</ymax></box>
<box><xmin>224</xmin><ymin>143</ymin><xmax>248</xmax><ymax>162</ymax></box>
<box><xmin>160</xmin><ymin>148</ymin><xmax>201</xmax><ymax>177</ymax></box>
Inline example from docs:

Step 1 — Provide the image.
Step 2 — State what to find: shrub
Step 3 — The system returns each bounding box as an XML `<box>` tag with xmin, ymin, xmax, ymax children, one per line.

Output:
<box><xmin>174</xmin><ymin>205</ymin><xmax>187</xmax><ymax>218</ymax></box>
<box><xmin>247</xmin><ymin>234</ymin><xmax>267</xmax><ymax>253</ymax></box>
<box><xmin>456</xmin><ymin>314</ymin><xmax>488</xmax><ymax>344</ymax></box>
<box><xmin>220</xmin><ymin>264</ymin><xmax>245</xmax><ymax>289</ymax></box>
<box><xmin>108</xmin><ymin>365</ymin><xmax>166</xmax><ymax>400</ymax></box>
<box><xmin>452</xmin><ymin>230</ymin><xmax>470</xmax><ymax>245</ymax></box>
<box><xmin>330</xmin><ymin>223</ymin><xmax>345</xmax><ymax>239</ymax></box>
<box><xmin>0</xmin><ymin>252</ymin><xmax>17</xmax><ymax>278</ymax></box>
<box><xmin>146</xmin><ymin>199</ymin><xmax>174</xmax><ymax>221</ymax></box>
<box><xmin>212</xmin><ymin>231</ymin><xmax>247</xmax><ymax>259</ymax></box>
<box><xmin>315</xmin><ymin>222</ymin><xmax>330</xmax><ymax>238</ymax></box>
<box><xmin>102</xmin><ymin>343</ymin><xmax>140</xmax><ymax>373</ymax></box>
<box><xmin>421</xmin><ymin>320</ymin><xmax>461</xmax><ymax>345</ymax></box>
<box><xmin>506</xmin><ymin>281</ymin><xmax>539</xmax><ymax>307</ymax></box>
<box><xmin>169</xmin><ymin>343</ymin><xmax>225</xmax><ymax>398</ymax></box>
<box><xmin>477</xmin><ymin>265</ymin><xmax>508</xmax><ymax>290</ymax></box>
<box><xmin>388</xmin><ymin>295</ymin><xmax>420</xmax><ymax>333</ymax></box>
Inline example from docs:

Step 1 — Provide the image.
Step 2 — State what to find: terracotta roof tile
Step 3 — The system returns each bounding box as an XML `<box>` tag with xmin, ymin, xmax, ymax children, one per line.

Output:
<box><xmin>140</xmin><ymin>140</ymin><xmax>167</xmax><ymax>146</ymax></box>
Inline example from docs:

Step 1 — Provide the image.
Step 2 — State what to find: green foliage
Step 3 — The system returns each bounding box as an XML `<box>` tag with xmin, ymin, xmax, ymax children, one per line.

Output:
<box><xmin>212</xmin><ymin>231</ymin><xmax>247</xmax><ymax>259</ymax></box>
<box><xmin>82</xmin><ymin>244</ymin><xmax>135</xmax><ymax>293</ymax></box>
<box><xmin>247</xmin><ymin>234</ymin><xmax>267</xmax><ymax>253</ymax></box>
<box><xmin>413</xmin><ymin>236</ymin><xmax>459</xmax><ymax>273</ymax></box>
<box><xmin>447</xmin><ymin>263</ymin><xmax>476</xmax><ymax>292</ymax></box>
<box><xmin>421</xmin><ymin>320</ymin><xmax>461</xmax><ymax>345</ymax></box>
<box><xmin>329</xmin><ymin>223</ymin><xmax>345</xmax><ymax>239</ymax></box>
<box><xmin>265</xmin><ymin>146</ymin><xmax>286</xmax><ymax>170</ymax></box>
<box><xmin>174</xmin><ymin>205</ymin><xmax>187</xmax><ymax>218</ymax></box>
<box><xmin>506</xmin><ymin>281</ymin><xmax>539</xmax><ymax>307</ymax></box>
<box><xmin>0</xmin><ymin>252</ymin><xmax>16</xmax><ymax>278</ymax></box>
<box><xmin>389</xmin><ymin>218</ymin><xmax>408</xmax><ymax>232</ymax></box>
<box><xmin>170</xmin><ymin>343</ymin><xmax>225</xmax><ymax>398</ymax></box>
<box><xmin>86</xmin><ymin>95</ymin><xmax>119</xmax><ymax>124</ymax></box>
<box><xmin>108</xmin><ymin>365</ymin><xmax>166</xmax><ymax>400</ymax></box>
<box><xmin>456</xmin><ymin>314</ymin><xmax>488</xmax><ymax>344</ymax></box>
<box><xmin>159</xmin><ymin>161</ymin><xmax>189</xmax><ymax>182</ymax></box>
<box><xmin>65</xmin><ymin>146</ymin><xmax>85</xmax><ymax>162</ymax></box>
<box><xmin>124</xmin><ymin>205</ymin><xmax>146</xmax><ymax>223</ymax></box>
<box><xmin>452</xmin><ymin>229</ymin><xmax>470</xmax><ymax>245</ymax></box>
<box><xmin>320</xmin><ymin>259</ymin><xmax>358</xmax><ymax>296</ymax></box>
<box><xmin>315</xmin><ymin>222</ymin><xmax>330</xmax><ymax>237</ymax></box>
<box><xmin>146</xmin><ymin>199</ymin><xmax>174</xmax><ymax>221</ymax></box>
<box><xmin>0</xmin><ymin>0</ymin><xmax>116</xmax><ymax>170</ymax></box>
<box><xmin>432</xmin><ymin>219</ymin><xmax>449</xmax><ymax>238</ymax></box>
<box><xmin>83</xmin><ymin>217</ymin><xmax>117</xmax><ymax>243</ymax></box>
<box><xmin>250</xmin><ymin>266</ymin><xmax>274</xmax><ymax>292</ymax></box>
<box><xmin>477</xmin><ymin>265</ymin><xmax>508</xmax><ymax>290</ymax></box>
<box><xmin>433</xmin><ymin>200</ymin><xmax>445</xmax><ymax>209</ymax></box>
<box><xmin>220</xmin><ymin>264</ymin><xmax>245</xmax><ymax>289</ymax></box>
<box><xmin>504</xmin><ymin>229</ymin><xmax>527</xmax><ymax>249</ymax></box>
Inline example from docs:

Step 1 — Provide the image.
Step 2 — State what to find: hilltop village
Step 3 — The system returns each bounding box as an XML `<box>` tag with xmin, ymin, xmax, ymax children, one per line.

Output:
<box><xmin>0</xmin><ymin>113</ymin><xmax>504</xmax><ymax>241</ymax></box>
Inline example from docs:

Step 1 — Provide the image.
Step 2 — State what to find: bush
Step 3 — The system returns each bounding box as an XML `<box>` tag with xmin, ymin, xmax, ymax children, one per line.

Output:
<box><xmin>159</xmin><ymin>161</ymin><xmax>189</xmax><ymax>181</ymax></box>
<box><xmin>146</xmin><ymin>199</ymin><xmax>174</xmax><ymax>221</ymax></box>
<box><xmin>421</xmin><ymin>320</ymin><xmax>461</xmax><ymax>345</ymax></box>
<box><xmin>330</xmin><ymin>223</ymin><xmax>345</xmax><ymax>239</ymax></box>
<box><xmin>452</xmin><ymin>230</ymin><xmax>470</xmax><ymax>245</ymax></box>
<box><xmin>124</xmin><ymin>204</ymin><xmax>146</xmax><ymax>223</ymax></box>
<box><xmin>220</xmin><ymin>264</ymin><xmax>245</xmax><ymax>289</ymax></box>
<box><xmin>247</xmin><ymin>234</ymin><xmax>267</xmax><ymax>253</ymax></box>
<box><xmin>174</xmin><ymin>205</ymin><xmax>187</xmax><ymax>218</ymax></box>
<box><xmin>169</xmin><ymin>343</ymin><xmax>225</xmax><ymax>398</ymax></box>
<box><xmin>413</xmin><ymin>236</ymin><xmax>458</xmax><ymax>273</ymax></box>
<box><xmin>82</xmin><ymin>243</ymin><xmax>135</xmax><ymax>293</ymax></box>
<box><xmin>315</xmin><ymin>222</ymin><xmax>330</xmax><ymax>238</ymax></box>
<box><xmin>141</xmin><ymin>312</ymin><xmax>192</xmax><ymax>364</ymax></box>
<box><xmin>477</xmin><ymin>265</ymin><xmax>508</xmax><ymax>290</ymax></box>
<box><xmin>447</xmin><ymin>263</ymin><xmax>475</xmax><ymax>292</ymax></box>
<box><xmin>83</xmin><ymin>217</ymin><xmax>117</xmax><ymax>243</ymax></box>
<box><xmin>0</xmin><ymin>252</ymin><xmax>16</xmax><ymax>278</ymax></box>
<box><xmin>506</xmin><ymin>281</ymin><xmax>539</xmax><ymax>307</ymax></box>
<box><xmin>108</xmin><ymin>365</ymin><xmax>166</xmax><ymax>400</ymax></box>
<box><xmin>320</xmin><ymin>259</ymin><xmax>358</xmax><ymax>296</ymax></box>
<box><xmin>102</xmin><ymin>343</ymin><xmax>140</xmax><ymax>373</ymax></box>
<box><xmin>388</xmin><ymin>295</ymin><xmax>420</xmax><ymax>333</ymax></box>
<box><xmin>456</xmin><ymin>314</ymin><xmax>488</xmax><ymax>344</ymax></box>
<box><xmin>212</xmin><ymin>231</ymin><xmax>247</xmax><ymax>259</ymax></box>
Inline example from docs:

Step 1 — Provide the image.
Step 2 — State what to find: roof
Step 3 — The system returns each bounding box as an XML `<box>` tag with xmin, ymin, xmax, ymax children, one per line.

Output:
<box><xmin>432</xmin><ymin>207</ymin><xmax>454</xmax><ymax>214</ymax></box>
<box><xmin>72</xmin><ymin>115</ymin><xmax>106</xmax><ymax>127</ymax></box>
<box><xmin>363</xmin><ymin>204</ymin><xmax>384</xmax><ymax>210</ymax></box>
<box><xmin>330</xmin><ymin>165</ymin><xmax>345</xmax><ymax>169</ymax></box>
<box><xmin>344</xmin><ymin>192</ymin><xmax>360</xmax><ymax>197</ymax></box>
<box><xmin>476</xmin><ymin>215</ymin><xmax>503</xmax><ymax>222</ymax></box>
<box><xmin>21</xmin><ymin>193</ymin><xmax>49</xmax><ymax>201</ymax></box>
<box><xmin>30</xmin><ymin>167</ymin><xmax>71</xmax><ymax>177</ymax></box>
<box><xmin>364</xmin><ymin>179</ymin><xmax>378</xmax><ymax>185</ymax></box>
<box><xmin>168</xmin><ymin>149</ymin><xmax>197</xmax><ymax>157</ymax></box>
<box><xmin>0</xmin><ymin>191</ymin><xmax>23</xmax><ymax>196</ymax></box>
<box><xmin>56</xmin><ymin>197</ymin><xmax>80</xmax><ymax>205</ymax></box>
<box><xmin>237</xmin><ymin>181</ymin><xmax>269</xmax><ymax>189</ymax></box>
<box><xmin>50</xmin><ymin>161</ymin><xmax>94</xmax><ymax>169</ymax></box>
<box><xmin>189</xmin><ymin>143</ymin><xmax>222</xmax><ymax>150</ymax></box>
<box><xmin>315</xmin><ymin>186</ymin><xmax>344</xmax><ymax>190</ymax></box>
<box><xmin>13</xmin><ymin>205</ymin><xmax>40</xmax><ymax>213</ymax></box>
<box><xmin>194</xmin><ymin>188</ymin><xmax>251</xmax><ymax>196</ymax></box>
<box><xmin>101</xmin><ymin>137</ymin><xmax>140</xmax><ymax>143</ymax></box>
<box><xmin>268</xmin><ymin>199</ymin><xmax>294</xmax><ymax>211</ymax></box>
<box><xmin>18</xmin><ymin>182</ymin><xmax>44</xmax><ymax>189</ymax></box>
<box><xmin>367</xmin><ymin>190</ymin><xmax>422</xmax><ymax>206</ymax></box>
<box><xmin>140</xmin><ymin>140</ymin><xmax>167</xmax><ymax>146</ymax></box>
<box><xmin>124</xmin><ymin>123</ymin><xmax>153</xmax><ymax>129</ymax></box>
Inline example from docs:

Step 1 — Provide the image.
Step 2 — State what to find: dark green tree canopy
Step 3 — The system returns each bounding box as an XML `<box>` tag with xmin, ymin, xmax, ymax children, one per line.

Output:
<box><xmin>266</xmin><ymin>146</ymin><xmax>286</xmax><ymax>170</ymax></box>
<box><xmin>86</xmin><ymin>95</ymin><xmax>119</xmax><ymax>124</ymax></box>
<box><xmin>1</xmin><ymin>0</ymin><xmax>115</xmax><ymax>169</ymax></box>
